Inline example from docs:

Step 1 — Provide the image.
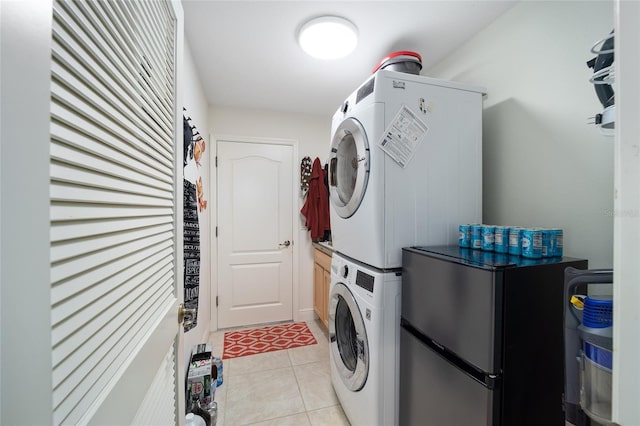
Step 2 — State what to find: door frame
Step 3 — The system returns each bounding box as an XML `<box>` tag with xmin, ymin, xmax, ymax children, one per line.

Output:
<box><xmin>210</xmin><ymin>135</ymin><xmax>299</xmax><ymax>332</ymax></box>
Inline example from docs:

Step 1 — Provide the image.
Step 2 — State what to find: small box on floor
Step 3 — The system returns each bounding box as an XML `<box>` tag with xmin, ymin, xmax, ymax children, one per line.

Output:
<box><xmin>187</xmin><ymin>343</ymin><xmax>216</xmax><ymax>409</ymax></box>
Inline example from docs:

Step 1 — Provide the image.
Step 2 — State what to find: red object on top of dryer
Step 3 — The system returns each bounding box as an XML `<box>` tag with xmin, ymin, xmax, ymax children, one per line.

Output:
<box><xmin>372</xmin><ymin>50</ymin><xmax>422</xmax><ymax>74</ymax></box>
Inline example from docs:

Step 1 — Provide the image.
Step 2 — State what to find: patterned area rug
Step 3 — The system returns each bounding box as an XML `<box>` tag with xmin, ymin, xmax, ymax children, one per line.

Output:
<box><xmin>223</xmin><ymin>322</ymin><xmax>318</xmax><ymax>360</ymax></box>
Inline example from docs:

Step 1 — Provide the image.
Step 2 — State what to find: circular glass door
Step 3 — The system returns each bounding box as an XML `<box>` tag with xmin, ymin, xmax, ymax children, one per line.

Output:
<box><xmin>328</xmin><ymin>117</ymin><xmax>370</xmax><ymax>218</ymax></box>
<box><xmin>329</xmin><ymin>282</ymin><xmax>369</xmax><ymax>391</ymax></box>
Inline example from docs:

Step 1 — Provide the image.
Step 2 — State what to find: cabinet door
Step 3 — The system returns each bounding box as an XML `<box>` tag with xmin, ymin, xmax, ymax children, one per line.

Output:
<box><xmin>322</xmin><ymin>268</ymin><xmax>331</xmax><ymax>327</ymax></box>
<box><xmin>314</xmin><ymin>262</ymin><xmax>324</xmax><ymax>322</ymax></box>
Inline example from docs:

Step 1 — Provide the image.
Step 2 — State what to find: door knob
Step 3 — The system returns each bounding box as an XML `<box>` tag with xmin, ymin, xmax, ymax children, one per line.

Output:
<box><xmin>178</xmin><ymin>303</ymin><xmax>196</xmax><ymax>324</ymax></box>
<box><xmin>279</xmin><ymin>240</ymin><xmax>291</xmax><ymax>248</ymax></box>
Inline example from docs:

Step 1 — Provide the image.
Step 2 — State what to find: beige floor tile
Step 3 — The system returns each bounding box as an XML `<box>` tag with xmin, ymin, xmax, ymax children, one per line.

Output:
<box><xmin>209</xmin><ymin>330</ymin><xmax>226</xmax><ymax>355</ymax></box>
<box><xmin>213</xmin><ymin>382</ymin><xmax>226</xmax><ymax>426</ymax></box>
<box><xmin>226</xmin><ymin>350</ymin><xmax>292</xmax><ymax>377</ymax></box>
<box><xmin>288</xmin><ymin>340</ymin><xmax>329</xmax><ymax>366</ymax></box>
<box><xmin>306</xmin><ymin>320</ymin><xmax>329</xmax><ymax>342</ymax></box>
<box><xmin>224</xmin><ymin>367</ymin><xmax>305</xmax><ymax>425</ymax></box>
<box><xmin>306</xmin><ymin>405</ymin><xmax>350</xmax><ymax>426</ymax></box>
<box><xmin>293</xmin><ymin>360</ymin><xmax>339</xmax><ymax>411</ymax></box>
<box><xmin>246</xmin><ymin>412</ymin><xmax>311</xmax><ymax>426</ymax></box>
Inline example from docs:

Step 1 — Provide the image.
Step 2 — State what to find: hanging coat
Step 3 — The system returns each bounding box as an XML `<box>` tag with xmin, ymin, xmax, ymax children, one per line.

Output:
<box><xmin>300</xmin><ymin>157</ymin><xmax>331</xmax><ymax>241</ymax></box>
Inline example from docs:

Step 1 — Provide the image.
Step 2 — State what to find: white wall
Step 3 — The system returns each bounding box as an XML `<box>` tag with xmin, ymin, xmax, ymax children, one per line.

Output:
<box><xmin>182</xmin><ymin>41</ymin><xmax>212</xmax><ymax>359</ymax></box>
<box><xmin>427</xmin><ymin>0</ymin><xmax>614</xmax><ymax>268</ymax></box>
<box><xmin>208</xmin><ymin>107</ymin><xmax>331</xmax><ymax>329</ymax></box>
<box><xmin>1</xmin><ymin>1</ymin><xmax>53</xmax><ymax>423</ymax></box>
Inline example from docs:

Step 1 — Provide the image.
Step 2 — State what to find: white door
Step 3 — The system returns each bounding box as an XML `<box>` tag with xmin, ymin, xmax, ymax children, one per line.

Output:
<box><xmin>217</xmin><ymin>140</ymin><xmax>294</xmax><ymax>328</ymax></box>
<box><xmin>0</xmin><ymin>1</ymin><xmax>185</xmax><ymax>424</ymax></box>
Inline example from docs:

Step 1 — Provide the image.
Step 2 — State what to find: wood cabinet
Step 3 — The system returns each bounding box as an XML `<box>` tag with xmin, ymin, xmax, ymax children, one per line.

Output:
<box><xmin>313</xmin><ymin>247</ymin><xmax>332</xmax><ymax>329</ymax></box>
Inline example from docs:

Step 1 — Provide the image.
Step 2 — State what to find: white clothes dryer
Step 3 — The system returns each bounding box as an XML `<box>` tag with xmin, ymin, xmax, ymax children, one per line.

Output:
<box><xmin>328</xmin><ymin>252</ymin><xmax>402</xmax><ymax>426</ymax></box>
<box><xmin>328</xmin><ymin>69</ymin><xmax>485</xmax><ymax>269</ymax></box>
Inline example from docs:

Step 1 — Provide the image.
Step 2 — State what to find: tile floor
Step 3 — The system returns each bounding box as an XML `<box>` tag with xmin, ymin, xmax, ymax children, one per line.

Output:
<box><xmin>208</xmin><ymin>319</ymin><xmax>351</xmax><ymax>426</ymax></box>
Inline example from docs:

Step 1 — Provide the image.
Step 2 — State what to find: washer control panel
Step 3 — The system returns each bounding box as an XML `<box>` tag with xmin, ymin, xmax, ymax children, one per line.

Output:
<box><xmin>356</xmin><ymin>270</ymin><xmax>374</xmax><ymax>293</ymax></box>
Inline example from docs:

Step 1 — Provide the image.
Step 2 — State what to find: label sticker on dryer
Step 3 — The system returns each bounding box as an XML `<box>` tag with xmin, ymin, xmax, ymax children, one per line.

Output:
<box><xmin>378</xmin><ymin>104</ymin><xmax>428</xmax><ymax>168</ymax></box>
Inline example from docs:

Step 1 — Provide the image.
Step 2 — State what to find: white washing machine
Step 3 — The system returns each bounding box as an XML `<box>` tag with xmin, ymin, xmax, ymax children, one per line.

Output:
<box><xmin>328</xmin><ymin>69</ymin><xmax>485</xmax><ymax>269</ymax></box>
<box><xmin>328</xmin><ymin>251</ymin><xmax>402</xmax><ymax>426</ymax></box>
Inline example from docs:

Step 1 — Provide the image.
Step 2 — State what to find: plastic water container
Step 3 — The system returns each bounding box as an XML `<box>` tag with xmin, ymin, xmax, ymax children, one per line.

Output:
<box><xmin>213</xmin><ymin>356</ymin><xmax>223</xmax><ymax>387</ymax></box>
<box><xmin>579</xmin><ymin>296</ymin><xmax>613</xmax><ymax>425</ymax></box>
<box><xmin>186</xmin><ymin>413</ymin><xmax>207</xmax><ymax>426</ymax></box>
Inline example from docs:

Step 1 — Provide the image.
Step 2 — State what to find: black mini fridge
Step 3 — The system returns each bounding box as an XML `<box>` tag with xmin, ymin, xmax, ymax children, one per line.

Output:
<box><xmin>400</xmin><ymin>246</ymin><xmax>588</xmax><ymax>426</ymax></box>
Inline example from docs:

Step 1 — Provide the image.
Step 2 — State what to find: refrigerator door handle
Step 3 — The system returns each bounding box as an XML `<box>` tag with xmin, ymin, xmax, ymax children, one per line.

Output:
<box><xmin>485</xmin><ymin>374</ymin><xmax>500</xmax><ymax>389</ymax></box>
<box><xmin>402</xmin><ymin>320</ymin><xmax>500</xmax><ymax>390</ymax></box>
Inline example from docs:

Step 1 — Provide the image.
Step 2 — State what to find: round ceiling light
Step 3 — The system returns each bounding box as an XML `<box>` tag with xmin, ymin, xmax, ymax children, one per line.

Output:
<box><xmin>298</xmin><ymin>16</ymin><xmax>358</xmax><ymax>60</ymax></box>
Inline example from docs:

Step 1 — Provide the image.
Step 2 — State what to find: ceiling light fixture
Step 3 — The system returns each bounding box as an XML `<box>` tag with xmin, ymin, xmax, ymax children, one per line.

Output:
<box><xmin>298</xmin><ymin>16</ymin><xmax>358</xmax><ymax>60</ymax></box>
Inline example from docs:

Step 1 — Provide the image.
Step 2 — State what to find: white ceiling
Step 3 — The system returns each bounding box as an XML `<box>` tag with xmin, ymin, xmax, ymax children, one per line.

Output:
<box><xmin>182</xmin><ymin>1</ymin><xmax>518</xmax><ymax>116</ymax></box>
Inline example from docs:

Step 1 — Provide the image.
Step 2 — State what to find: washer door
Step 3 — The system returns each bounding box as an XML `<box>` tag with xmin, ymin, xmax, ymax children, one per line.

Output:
<box><xmin>328</xmin><ymin>117</ymin><xmax>370</xmax><ymax>218</ymax></box>
<box><xmin>329</xmin><ymin>282</ymin><xmax>369</xmax><ymax>391</ymax></box>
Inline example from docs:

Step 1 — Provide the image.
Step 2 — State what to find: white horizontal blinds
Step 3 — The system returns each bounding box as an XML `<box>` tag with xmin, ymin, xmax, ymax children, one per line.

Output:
<box><xmin>50</xmin><ymin>0</ymin><xmax>176</xmax><ymax>424</ymax></box>
<box><xmin>132</xmin><ymin>343</ymin><xmax>177</xmax><ymax>426</ymax></box>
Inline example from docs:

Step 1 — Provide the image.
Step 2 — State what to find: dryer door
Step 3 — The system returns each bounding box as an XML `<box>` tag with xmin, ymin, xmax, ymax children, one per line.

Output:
<box><xmin>328</xmin><ymin>117</ymin><xmax>370</xmax><ymax>218</ymax></box>
<box><xmin>329</xmin><ymin>281</ymin><xmax>369</xmax><ymax>391</ymax></box>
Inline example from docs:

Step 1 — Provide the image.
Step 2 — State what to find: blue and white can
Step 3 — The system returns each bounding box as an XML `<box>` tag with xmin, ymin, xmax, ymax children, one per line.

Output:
<box><xmin>551</xmin><ymin>228</ymin><xmax>563</xmax><ymax>257</ymax></box>
<box><xmin>481</xmin><ymin>225</ymin><xmax>495</xmax><ymax>251</ymax></box>
<box><xmin>541</xmin><ymin>229</ymin><xmax>554</xmax><ymax>258</ymax></box>
<box><xmin>459</xmin><ymin>224</ymin><xmax>471</xmax><ymax>248</ymax></box>
<box><xmin>470</xmin><ymin>224</ymin><xmax>483</xmax><ymax>250</ymax></box>
<box><xmin>508</xmin><ymin>227</ymin><xmax>523</xmax><ymax>256</ymax></box>
<box><xmin>494</xmin><ymin>226</ymin><xmax>509</xmax><ymax>253</ymax></box>
<box><xmin>521</xmin><ymin>228</ymin><xmax>543</xmax><ymax>259</ymax></box>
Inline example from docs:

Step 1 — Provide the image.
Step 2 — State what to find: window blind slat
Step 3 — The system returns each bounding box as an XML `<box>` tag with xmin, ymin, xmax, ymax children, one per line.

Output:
<box><xmin>52</xmin><ymin>269</ymin><xmax>173</xmax><ymax>375</ymax></box>
<box><xmin>54</xmin><ymin>0</ymin><xmax>174</xmax><ymax>136</ymax></box>
<box><xmin>50</xmin><ymin>242</ymin><xmax>173</xmax><ymax>305</ymax></box>
<box><xmin>51</xmin><ymin>141</ymin><xmax>173</xmax><ymax>193</ymax></box>
<box><xmin>50</xmin><ymin>203</ymin><xmax>174</xmax><ymax>222</ymax></box>
<box><xmin>51</xmin><ymin>44</ymin><xmax>173</xmax><ymax>153</ymax></box>
<box><xmin>118</xmin><ymin>0</ymin><xmax>174</xmax><ymax>113</ymax></box>
<box><xmin>51</xmin><ymin>231</ymin><xmax>173</xmax><ymax>285</ymax></box>
<box><xmin>50</xmin><ymin>118</ymin><xmax>173</xmax><ymax>185</ymax></box>
<box><xmin>50</xmin><ymin>220</ymin><xmax>173</xmax><ymax>263</ymax></box>
<box><xmin>50</xmin><ymin>183</ymin><xmax>173</xmax><ymax>207</ymax></box>
<box><xmin>53</xmin><ymin>290</ymin><xmax>174</xmax><ymax>425</ymax></box>
<box><xmin>51</xmin><ymin>80</ymin><xmax>173</xmax><ymax>168</ymax></box>
<box><xmin>50</xmin><ymin>216</ymin><xmax>172</xmax><ymax>242</ymax></box>
<box><xmin>51</xmin><ymin>253</ymin><xmax>173</xmax><ymax>328</ymax></box>
<box><xmin>133</xmin><ymin>345</ymin><xmax>176</xmax><ymax>425</ymax></box>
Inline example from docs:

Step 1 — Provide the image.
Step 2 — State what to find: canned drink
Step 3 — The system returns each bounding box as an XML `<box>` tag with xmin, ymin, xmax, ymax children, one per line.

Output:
<box><xmin>470</xmin><ymin>224</ymin><xmax>483</xmax><ymax>250</ymax></box>
<box><xmin>541</xmin><ymin>229</ymin><xmax>554</xmax><ymax>258</ymax></box>
<box><xmin>458</xmin><ymin>224</ymin><xmax>471</xmax><ymax>248</ymax></box>
<box><xmin>508</xmin><ymin>227</ymin><xmax>523</xmax><ymax>255</ymax></box>
<box><xmin>551</xmin><ymin>228</ymin><xmax>563</xmax><ymax>257</ymax></box>
<box><xmin>481</xmin><ymin>225</ymin><xmax>495</xmax><ymax>251</ymax></box>
<box><xmin>494</xmin><ymin>226</ymin><xmax>509</xmax><ymax>253</ymax></box>
<box><xmin>521</xmin><ymin>228</ymin><xmax>543</xmax><ymax>259</ymax></box>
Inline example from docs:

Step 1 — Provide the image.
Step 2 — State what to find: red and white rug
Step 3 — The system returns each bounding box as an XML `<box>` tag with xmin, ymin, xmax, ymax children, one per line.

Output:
<box><xmin>223</xmin><ymin>322</ymin><xmax>318</xmax><ymax>360</ymax></box>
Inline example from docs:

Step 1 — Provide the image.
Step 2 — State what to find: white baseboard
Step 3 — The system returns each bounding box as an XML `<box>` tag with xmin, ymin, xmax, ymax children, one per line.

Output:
<box><xmin>297</xmin><ymin>308</ymin><xmax>317</xmax><ymax>323</ymax></box>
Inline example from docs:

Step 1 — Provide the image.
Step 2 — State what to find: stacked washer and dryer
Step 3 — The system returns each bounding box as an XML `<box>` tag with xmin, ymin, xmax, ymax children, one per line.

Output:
<box><xmin>327</xmin><ymin>68</ymin><xmax>485</xmax><ymax>426</ymax></box>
